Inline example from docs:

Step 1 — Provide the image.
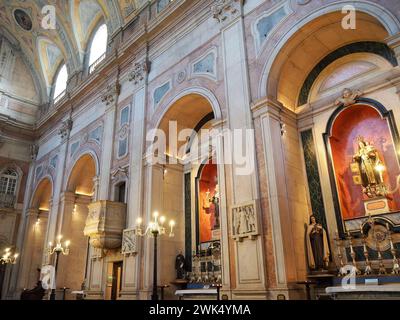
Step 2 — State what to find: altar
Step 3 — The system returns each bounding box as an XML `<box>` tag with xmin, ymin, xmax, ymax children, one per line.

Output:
<box><xmin>326</xmin><ymin>284</ymin><xmax>400</xmax><ymax>300</ymax></box>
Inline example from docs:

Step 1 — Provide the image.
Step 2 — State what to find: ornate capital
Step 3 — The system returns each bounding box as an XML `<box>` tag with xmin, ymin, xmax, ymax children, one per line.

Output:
<box><xmin>128</xmin><ymin>60</ymin><xmax>150</xmax><ymax>86</ymax></box>
<box><xmin>101</xmin><ymin>82</ymin><xmax>120</xmax><ymax>106</ymax></box>
<box><xmin>335</xmin><ymin>88</ymin><xmax>363</xmax><ymax>107</ymax></box>
<box><xmin>211</xmin><ymin>0</ymin><xmax>244</xmax><ymax>24</ymax></box>
<box><xmin>111</xmin><ymin>166</ymin><xmax>129</xmax><ymax>182</ymax></box>
<box><xmin>58</xmin><ymin>119</ymin><xmax>73</xmax><ymax>140</ymax></box>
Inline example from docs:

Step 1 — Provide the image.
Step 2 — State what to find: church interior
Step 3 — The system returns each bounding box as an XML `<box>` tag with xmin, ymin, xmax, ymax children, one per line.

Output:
<box><xmin>2</xmin><ymin>0</ymin><xmax>400</xmax><ymax>301</ymax></box>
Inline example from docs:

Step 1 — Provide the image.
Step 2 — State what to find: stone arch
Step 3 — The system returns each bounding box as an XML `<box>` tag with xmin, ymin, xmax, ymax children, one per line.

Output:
<box><xmin>259</xmin><ymin>1</ymin><xmax>400</xmax><ymax>105</ymax></box>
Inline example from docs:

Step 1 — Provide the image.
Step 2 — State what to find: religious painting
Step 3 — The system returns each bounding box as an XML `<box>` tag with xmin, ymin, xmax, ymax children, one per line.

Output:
<box><xmin>327</xmin><ymin>103</ymin><xmax>400</xmax><ymax>221</ymax></box>
<box><xmin>197</xmin><ymin>162</ymin><xmax>220</xmax><ymax>244</ymax></box>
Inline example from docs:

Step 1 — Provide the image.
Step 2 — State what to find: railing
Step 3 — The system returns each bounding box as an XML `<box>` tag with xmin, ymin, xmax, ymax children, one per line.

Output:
<box><xmin>88</xmin><ymin>53</ymin><xmax>106</xmax><ymax>75</ymax></box>
<box><xmin>53</xmin><ymin>90</ymin><xmax>66</xmax><ymax>105</ymax></box>
<box><xmin>0</xmin><ymin>193</ymin><xmax>16</xmax><ymax>208</ymax></box>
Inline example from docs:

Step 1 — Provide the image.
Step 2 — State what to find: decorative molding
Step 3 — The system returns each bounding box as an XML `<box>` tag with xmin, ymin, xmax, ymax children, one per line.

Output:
<box><xmin>58</xmin><ymin>119</ymin><xmax>73</xmax><ymax>140</ymax></box>
<box><xmin>111</xmin><ymin>166</ymin><xmax>129</xmax><ymax>182</ymax></box>
<box><xmin>335</xmin><ymin>88</ymin><xmax>363</xmax><ymax>107</ymax></box>
<box><xmin>191</xmin><ymin>47</ymin><xmax>217</xmax><ymax>81</ymax></box>
<box><xmin>231</xmin><ymin>200</ymin><xmax>259</xmax><ymax>241</ymax></box>
<box><xmin>101</xmin><ymin>82</ymin><xmax>121</xmax><ymax>106</ymax></box>
<box><xmin>211</xmin><ymin>0</ymin><xmax>244</xmax><ymax>24</ymax></box>
<box><xmin>128</xmin><ymin>60</ymin><xmax>150</xmax><ymax>86</ymax></box>
<box><xmin>153</xmin><ymin>80</ymin><xmax>171</xmax><ymax>107</ymax></box>
<box><xmin>121</xmin><ymin>228</ymin><xmax>138</xmax><ymax>255</ymax></box>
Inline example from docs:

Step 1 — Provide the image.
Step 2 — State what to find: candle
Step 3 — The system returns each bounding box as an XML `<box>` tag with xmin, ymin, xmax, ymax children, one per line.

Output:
<box><xmin>169</xmin><ymin>220</ymin><xmax>175</xmax><ymax>233</ymax></box>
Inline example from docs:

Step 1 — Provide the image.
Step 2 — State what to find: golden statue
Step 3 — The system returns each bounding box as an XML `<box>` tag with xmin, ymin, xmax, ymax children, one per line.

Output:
<box><xmin>353</xmin><ymin>136</ymin><xmax>386</xmax><ymax>198</ymax></box>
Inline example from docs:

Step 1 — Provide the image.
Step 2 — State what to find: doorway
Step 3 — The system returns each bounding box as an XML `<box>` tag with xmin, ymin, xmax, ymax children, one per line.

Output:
<box><xmin>106</xmin><ymin>261</ymin><xmax>123</xmax><ymax>300</ymax></box>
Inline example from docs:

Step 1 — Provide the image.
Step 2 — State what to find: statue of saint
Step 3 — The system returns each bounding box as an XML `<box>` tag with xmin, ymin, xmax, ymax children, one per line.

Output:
<box><xmin>353</xmin><ymin>136</ymin><xmax>386</xmax><ymax>198</ymax></box>
<box><xmin>306</xmin><ymin>215</ymin><xmax>330</xmax><ymax>271</ymax></box>
<box><xmin>211</xmin><ymin>184</ymin><xmax>220</xmax><ymax>229</ymax></box>
<box><xmin>175</xmin><ymin>252</ymin><xmax>186</xmax><ymax>279</ymax></box>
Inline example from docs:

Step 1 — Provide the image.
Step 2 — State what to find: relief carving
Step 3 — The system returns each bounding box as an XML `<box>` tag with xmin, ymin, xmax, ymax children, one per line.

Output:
<box><xmin>335</xmin><ymin>88</ymin><xmax>363</xmax><ymax>107</ymax></box>
<box><xmin>231</xmin><ymin>201</ymin><xmax>259</xmax><ymax>241</ymax></box>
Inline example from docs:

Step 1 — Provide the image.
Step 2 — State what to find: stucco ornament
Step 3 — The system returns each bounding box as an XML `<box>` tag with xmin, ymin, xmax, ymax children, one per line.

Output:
<box><xmin>335</xmin><ymin>88</ymin><xmax>363</xmax><ymax>107</ymax></box>
<box><xmin>211</xmin><ymin>0</ymin><xmax>244</xmax><ymax>23</ymax></box>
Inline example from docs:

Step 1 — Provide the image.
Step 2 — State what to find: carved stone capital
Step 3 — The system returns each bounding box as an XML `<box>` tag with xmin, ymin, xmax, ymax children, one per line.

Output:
<box><xmin>211</xmin><ymin>0</ymin><xmax>244</xmax><ymax>24</ymax></box>
<box><xmin>58</xmin><ymin>119</ymin><xmax>73</xmax><ymax>140</ymax></box>
<box><xmin>335</xmin><ymin>88</ymin><xmax>363</xmax><ymax>107</ymax></box>
<box><xmin>128</xmin><ymin>60</ymin><xmax>150</xmax><ymax>86</ymax></box>
<box><xmin>101</xmin><ymin>82</ymin><xmax>121</xmax><ymax>106</ymax></box>
<box><xmin>111</xmin><ymin>166</ymin><xmax>129</xmax><ymax>182</ymax></box>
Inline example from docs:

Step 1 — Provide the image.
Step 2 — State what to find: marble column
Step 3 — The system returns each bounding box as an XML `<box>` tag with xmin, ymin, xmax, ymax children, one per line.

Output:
<box><xmin>7</xmin><ymin>161</ymin><xmax>35</xmax><ymax>298</ymax></box>
<box><xmin>85</xmin><ymin>82</ymin><xmax>120</xmax><ymax>300</ymax></box>
<box><xmin>214</xmin><ymin>0</ymin><xmax>267</xmax><ymax>298</ymax></box>
<box><xmin>121</xmin><ymin>59</ymin><xmax>149</xmax><ymax>299</ymax></box>
<box><xmin>98</xmin><ymin>82</ymin><xmax>120</xmax><ymax>200</ymax></box>
<box><xmin>138</xmin><ymin>161</ymin><xmax>164</xmax><ymax>299</ymax></box>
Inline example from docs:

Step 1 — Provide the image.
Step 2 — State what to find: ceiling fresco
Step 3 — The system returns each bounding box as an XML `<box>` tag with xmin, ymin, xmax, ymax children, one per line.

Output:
<box><xmin>0</xmin><ymin>0</ymin><xmax>143</xmax><ymax>109</ymax></box>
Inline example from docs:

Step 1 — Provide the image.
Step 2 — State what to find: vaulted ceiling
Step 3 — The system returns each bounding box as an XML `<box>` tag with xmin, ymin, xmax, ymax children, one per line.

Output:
<box><xmin>0</xmin><ymin>0</ymin><xmax>141</xmax><ymax>111</ymax></box>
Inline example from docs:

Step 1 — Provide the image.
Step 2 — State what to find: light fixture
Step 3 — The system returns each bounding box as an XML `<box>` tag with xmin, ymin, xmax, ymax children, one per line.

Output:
<box><xmin>135</xmin><ymin>211</ymin><xmax>176</xmax><ymax>300</ymax></box>
<box><xmin>0</xmin><ymin>247</ymin><xmax>19</xmax><ymax>265</ymax></box>
<box><xmin>48</xmin><ymin>235</ymin><xmax>70</xmax><ymax>300</ymax></box>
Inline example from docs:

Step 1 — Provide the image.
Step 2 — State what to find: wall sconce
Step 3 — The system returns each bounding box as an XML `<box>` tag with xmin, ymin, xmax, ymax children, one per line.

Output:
<box><xmin>280</xmin><ymin>122</ymin><xmax>286</xmax><ymax>136</ymax></box>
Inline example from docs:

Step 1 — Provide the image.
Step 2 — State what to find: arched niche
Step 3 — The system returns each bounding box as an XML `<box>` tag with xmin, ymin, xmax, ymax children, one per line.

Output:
<box><xmin>323</xmin><ymin>98</ymin><xmax>400</xmax><ymax>235</ymax></box>
<box><xmin>23</xmin><ymin>177</ymin><xmax>53</xmax><ymax>289</ymax></box>
<box><xmin>261</xmin><ymin>8</ymin><xmax>398</xmax><ymax>110</ymax></box>
<box><xmin>58</xmin><ymin>153</ymin><xmax>97</xmax><ymax>297</ymax></box>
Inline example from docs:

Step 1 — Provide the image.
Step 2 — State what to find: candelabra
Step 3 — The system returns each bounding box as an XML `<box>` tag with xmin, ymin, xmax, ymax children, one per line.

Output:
<box><xmin>0</xmin><ymin>247</ymin><xmax>19</xmax><ymax>265</ymax></box>
<box><xmin>335</xmin><ymin>232</ymin><xmax>347</xmax><ymax>277</ymax></box>
<box><xmin>360</xmin><ymin>226</ymin><xmax>372</xmax><ymax>275</ymax></box>
<box><xmin>135</xmin><ymin>211</ymin><xmax>175</xmax><ymax>300</ymax></box>
<box><xmin>386</xmin><ymin>223</ymin><xmax>400</xmax><ymax>275</ymax></box>
<box><xmin>347</xmin><ymin>231</ymin><xmax>361</xmax><ymax>275</ymax></box>
<box><xmin>47</xmin><ymin>235</ymin><xmax>70</xmax><ymax>300</ymax></box>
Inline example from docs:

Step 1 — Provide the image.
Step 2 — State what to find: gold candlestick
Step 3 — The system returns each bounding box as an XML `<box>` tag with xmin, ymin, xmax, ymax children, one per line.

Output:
<box><xmin>335</xmin><ymin>231</ymin><xmax>347</xmax><ymax>276</ymax></box>
<box><xmin>386</xmin><ymin>223</ymin><xmax>400</xmax><ymax>275</ymax></box>
<box><xmin>360</xmin><ymin>225</ymin><xmax>373</xmax><ymax>275</ymax></box>
<box><xmin>347</xmin><ymin>231</ymin><xmax>361</xmax><ymax>275</ymax></box>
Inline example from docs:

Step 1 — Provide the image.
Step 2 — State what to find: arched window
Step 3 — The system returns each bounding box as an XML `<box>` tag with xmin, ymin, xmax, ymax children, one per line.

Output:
<box><xmin>88</xmin><ymin>24</ymin><xmax>108</xmax><ymax>73</ymax></box>
<box><xmin>0</xmin><ymin>169</ymin><xmax>19</xmax><ymax>208</ymax></box>
<box><xmin>53</xmin><ymin>64</ymin><xmax>68</xmax><ymax>103</ymax></box>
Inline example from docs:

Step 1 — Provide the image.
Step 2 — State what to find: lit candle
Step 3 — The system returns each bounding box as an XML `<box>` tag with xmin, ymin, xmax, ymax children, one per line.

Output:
<box><xmin>154</xmin><ymin>211</ymin><xmax>159</xmax><ymax>223</ymax></box>
<box><xmin>136</xmin><ymin>217</ymin><xmax>143</xmax><ymax>226</ymax></box>
<box><xmin>159</xmin><ymin>216</ymin><xmax>166</xmax><ymax>225</ymax></box>
<box><xmin>169</xmin><ymin>220</ymin><xmax>175</xmax><ymax>234</ymax></box>
<box><xmin>65</xmin><ymin>240</ymin><xmax>70</xmax><ymax>248</ymax></box>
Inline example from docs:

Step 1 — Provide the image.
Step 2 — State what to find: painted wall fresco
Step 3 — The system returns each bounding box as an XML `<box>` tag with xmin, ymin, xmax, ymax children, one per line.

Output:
<box><xmin>329</xmin><ymin>104</ymin><xmax>400</xmax><ymax>220</ymax></box>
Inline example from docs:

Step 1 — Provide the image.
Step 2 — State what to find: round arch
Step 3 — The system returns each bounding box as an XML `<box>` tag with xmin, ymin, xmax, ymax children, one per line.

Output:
<box><xmin>65</xmin><ymin>151</ymin><xmax>99</xmax><ymax>195</ymax></box>
<box><xmin>259</xmin><ymin>1</ymin><xmax>400</xmax><ymax>100</ymax></box>
<box><xmin>153</xmin><ymin>87</ymin><xmax>223</xmax><ymax>130</ymax></box>
<box><xmin>29</xmin><ymin>175</ymin><xmax>53</xmax><ymax>210</ymax></box>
